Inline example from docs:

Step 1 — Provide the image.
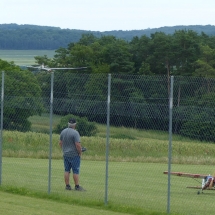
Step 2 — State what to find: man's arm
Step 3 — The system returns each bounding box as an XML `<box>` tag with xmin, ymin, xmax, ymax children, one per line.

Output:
<box><xmin>59</xmin><ymin>140</ymin><xmax>63</xmax><ymax>149</ymax></box>
<box><xmin>75</xmin><ymin>142</ymin><xmax>82</xmax><ymax>156</ymax></box>
<box><xmin>209</xmin><ymin>177</ymin><xmax>214</xmax><ymax>188</ymax></box>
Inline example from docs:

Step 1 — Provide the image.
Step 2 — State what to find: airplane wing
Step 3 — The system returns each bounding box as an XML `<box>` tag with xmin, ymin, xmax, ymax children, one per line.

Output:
<box><xmin>27</xmin><ymin>65</ymin><xmax>87</xmax><ymax>71</ymax></box>
<box><xmin>48</xmin><ymin>67</ymin><xmax>88</xmax><ymax>70</ymax></box>
<box><xmin>187</xmin><ymin>186</ymin><xmax>215</xmax><ymax>190</ymax></box>
<box><xmin>41</xmin><ymin>67</ymin><xmax>88</xmax><ymax>71</ymax></box>
<box><xmin>163</xmin><ymin>171</ymin><xmax>208</xmax><ymax>179</ymax></box>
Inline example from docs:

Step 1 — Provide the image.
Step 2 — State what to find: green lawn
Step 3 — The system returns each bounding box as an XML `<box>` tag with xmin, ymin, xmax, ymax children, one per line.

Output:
<box><xmin>0</xmin><ymin>191</ymin><xmax>133</xmax><ymax>215</ymax></box>
<box><xmin>1</xmin><ymin>157</ymin><xmax>215</xmax><ymax>215</ymax></box>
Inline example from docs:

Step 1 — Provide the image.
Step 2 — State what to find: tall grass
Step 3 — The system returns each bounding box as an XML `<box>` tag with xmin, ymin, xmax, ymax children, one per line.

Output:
<box><xmin>2</xmin><ymin>114</ymin><xmax>215</xmax><ymax>165</ymax></box>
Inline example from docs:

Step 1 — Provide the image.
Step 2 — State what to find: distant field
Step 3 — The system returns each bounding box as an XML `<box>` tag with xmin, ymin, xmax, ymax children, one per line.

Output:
<box><xmin>0</xmin><ymin>50</ymin><xmax>56</xmax><ymax>66</ymax></box>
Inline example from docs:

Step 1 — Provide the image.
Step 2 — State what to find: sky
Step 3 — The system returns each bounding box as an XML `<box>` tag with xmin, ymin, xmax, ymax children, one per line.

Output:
<box><xmin>1</xmin><ymin>0</ymin><xmax>215</xmax><ymax>32</ymax></box>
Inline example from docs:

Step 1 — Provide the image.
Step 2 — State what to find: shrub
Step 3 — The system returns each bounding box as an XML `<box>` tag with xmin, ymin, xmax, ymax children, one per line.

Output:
<box><xmin>54</xmin><ymin>114</ymin><xmax>97</xmax><ymax>136</ymax></box>
<box><xmin>180</xmin><ymin>121</ymin><xmax>215</xmax><ymax>142</ymax></box>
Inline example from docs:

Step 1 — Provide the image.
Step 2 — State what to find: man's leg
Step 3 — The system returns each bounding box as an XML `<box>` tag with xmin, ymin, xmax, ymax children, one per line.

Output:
<box><xmin>63</xmin><ymin>157</ymin><xmax>72</xmax><ymax>190</ymax></box>
<box><xmin>64</xmin><ymin>171</ymin><xmax>70</xmax><ymax>185</ymax></box>
<box><xmin>71</xmin><ymin>156</ymin><xmax>84</xmax><ymax>190</ymax></box>
<box><xmin>64</xmin><ymin>171</ymin><xmax>72</xmax><ymax>190</ymax></box>
<box><xmin>73</xmin><ymin>173</ymin><xmax>79</xmax><ymax>186</ymax></box>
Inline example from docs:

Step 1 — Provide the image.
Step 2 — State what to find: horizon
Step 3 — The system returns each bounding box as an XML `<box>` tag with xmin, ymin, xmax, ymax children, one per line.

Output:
<box><xmin>1</xmin><ymin>23</ymin><xmax>215</xmax><ymax>32</ymax></box>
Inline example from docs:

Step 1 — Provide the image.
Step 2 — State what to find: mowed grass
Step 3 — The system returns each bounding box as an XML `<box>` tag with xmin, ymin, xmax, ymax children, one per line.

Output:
<box><xmin>1</xmin><ymin>157</ymin><xmax>215</xmax><ymax>215</ymax></box>
<box><xmin>0</xmin><ymin>50</ymin><xmax>55</xmax><ymax>65</ymax></box>
<box><xmin>0</xmin><ymin>191</ymin><xmax>133</xmax><ymax>215</ymax></box>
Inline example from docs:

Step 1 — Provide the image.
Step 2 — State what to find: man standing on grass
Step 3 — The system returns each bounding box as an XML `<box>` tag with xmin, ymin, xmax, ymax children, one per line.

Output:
<box><xmin>59</xmin><ymin>118</ymin><xmax>85</xmax><ymax>191</ymax></box>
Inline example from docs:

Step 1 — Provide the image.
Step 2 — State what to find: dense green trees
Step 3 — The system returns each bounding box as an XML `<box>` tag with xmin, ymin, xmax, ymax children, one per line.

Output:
<box><xmin>0</xmin><ymin>59</ymin><xmax>43</xmax><ymax>131</ymax></box>
<box><xmin>2</xmin><ymin>27</ymin><xmax>215</xmax><ymax>142</ymax></box>
<box><xmin>34</xmin><ymin>30</ymin><xmax>215</xmax><ymax>78</ymax></box>
<box><xmin>31</xmin><ymin>30</ymin><xmax>215</xmax><ymax>141</ymax></box>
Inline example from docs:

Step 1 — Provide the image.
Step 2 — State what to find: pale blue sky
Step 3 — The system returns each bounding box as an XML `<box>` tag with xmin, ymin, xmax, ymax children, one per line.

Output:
<box><xmin>1</xmin><ymin>0</ymin><xmax>214</xmax><ymax>31</ymax></box>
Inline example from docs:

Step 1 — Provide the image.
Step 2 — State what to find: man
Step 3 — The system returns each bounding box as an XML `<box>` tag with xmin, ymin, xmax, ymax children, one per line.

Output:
<box><xmin>59</xmin><ymin>118</ymin><xmax>85</xmax><ymax>191</ymax></box>
<box><xmin>202</xmin><ymin>175</ymin><xmax>215</xmax><ymax>190</ymax></box>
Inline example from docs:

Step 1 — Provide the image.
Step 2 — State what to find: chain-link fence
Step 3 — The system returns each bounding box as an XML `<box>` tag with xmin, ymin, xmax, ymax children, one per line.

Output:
<box><xmin>1</xmin><ymin>71</ymin><xmax>215</xmax><ymax>215</ymax></box>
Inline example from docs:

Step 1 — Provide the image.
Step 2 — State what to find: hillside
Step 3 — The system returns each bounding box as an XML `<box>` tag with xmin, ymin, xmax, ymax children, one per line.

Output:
<box><xmin>0</xmin><ymin>23</ymin><xmax>215</xmax><ymax>50</ymax></box>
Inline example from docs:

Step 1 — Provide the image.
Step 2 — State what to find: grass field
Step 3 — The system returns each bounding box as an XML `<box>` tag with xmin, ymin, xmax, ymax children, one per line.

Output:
<box><xmin>0</xmin><ymin>191</ymin><xmax>133</xmax><ymax>215</ymax></box>
<box><xmin>1</xmin><ymin>157</ymin><xmax>215</xmax><ymax>215</ymax></box>
<box><xmin>1</xmin><ymin>114</ymin><xmax>215</xmax><ymax>215</ymax></box>
<box><xmin>0</xmin><ymin>50</ymin><xmax>55</xmax><ymax>65</ymax></box>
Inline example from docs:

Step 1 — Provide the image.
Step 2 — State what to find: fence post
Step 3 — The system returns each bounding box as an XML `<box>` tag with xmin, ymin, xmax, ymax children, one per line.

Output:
<box><xmin>0</xmin><ymin>71</ymin><xmax>4</xmax><ymax>185</ymax></box>
<box><xmin>105</xmin><ymin>73</ymin><xmax>111</xmax><ymax>205</ymax></box>
<box><xmin>167</xmin><ymin>76</ymin><xmax>174</xmax><ymax>214</ymax></box>
<box><xmin>48</xmin><ymin>72</ymin><xmax>54</xmax><ymax>194</ymax></box>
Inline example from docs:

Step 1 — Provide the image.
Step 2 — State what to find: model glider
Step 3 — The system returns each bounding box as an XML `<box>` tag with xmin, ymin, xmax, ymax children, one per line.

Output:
<box><xmin>163</xmin><ymin>171</ymin><xmax>215</xmax><ymax>194</ymax></box>
<box><xmin>27</xmin><ymin>64</ymin><xmax>87</xmax><ymax>72</ymax></box>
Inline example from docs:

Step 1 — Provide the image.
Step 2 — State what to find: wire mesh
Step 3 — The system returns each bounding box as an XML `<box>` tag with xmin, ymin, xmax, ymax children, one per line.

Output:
<box><xmin>1</xmin><ymin>71</ymin><xmax>215</xmax><ymax>214</ymax></box>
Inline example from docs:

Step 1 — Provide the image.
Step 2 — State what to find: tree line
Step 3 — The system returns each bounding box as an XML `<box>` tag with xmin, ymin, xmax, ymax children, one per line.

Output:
<box><xmin>35</xmin><ymin>30</ymin><xmax>215</xmax><ymax>78</ymax></box>
<box><xmin>1</xmin><ymin>23</ymin><xmax>215</xmax><ymax>49</ymax></box>
<box><xmin>34</xmin><ymin>30</ymin><xmax>215</xmax><ymax>142</ymax></box>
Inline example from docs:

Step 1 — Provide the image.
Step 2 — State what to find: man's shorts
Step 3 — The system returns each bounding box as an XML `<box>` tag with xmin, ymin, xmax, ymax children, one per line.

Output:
<box><xmin>64</xmin><ymin>156</ymin><xmax>80</xmax><ymax>174</ymax></box>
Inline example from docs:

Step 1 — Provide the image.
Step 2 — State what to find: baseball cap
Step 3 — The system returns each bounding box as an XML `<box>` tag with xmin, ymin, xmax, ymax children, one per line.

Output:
<box><xmin>68</xmin><ymin>118</ymin><xmax>76</xmax><ymax>124</ymax></box>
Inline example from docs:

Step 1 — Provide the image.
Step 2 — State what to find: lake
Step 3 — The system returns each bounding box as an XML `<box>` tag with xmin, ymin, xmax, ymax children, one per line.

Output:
<box><xmin>0</xmin><ymin>50</ymin><xmax>56</xmax><ymax>66</ymax></box>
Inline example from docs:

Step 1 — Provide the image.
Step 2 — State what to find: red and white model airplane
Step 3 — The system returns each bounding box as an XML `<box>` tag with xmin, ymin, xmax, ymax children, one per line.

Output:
<box><xmin>163</xmin><ymin>171</ymin><xmax>215</xmax><ymax>194</ymax></box>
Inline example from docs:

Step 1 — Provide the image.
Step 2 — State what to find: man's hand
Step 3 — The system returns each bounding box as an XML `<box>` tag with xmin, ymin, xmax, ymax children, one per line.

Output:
<box><xmin>59</xmin><ymin>140</ymin><xmax>63</xmax><ymax>149</ymax></box>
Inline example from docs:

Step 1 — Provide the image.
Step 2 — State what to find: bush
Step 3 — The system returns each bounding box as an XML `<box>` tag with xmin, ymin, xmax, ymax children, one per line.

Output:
<box><xmin>180</xmin><ymin>121</ymin><xmax>215</xmax><ymax>142</ymax></box>
<box><xmin>177</xmin><ymin>109</ymin><xmax>215</xmax><ymax>142</ymax></box>
<box><xmin>54</xmin><ymin>114</ymin><xmax>98</xmax><ymax>136</ymax></box>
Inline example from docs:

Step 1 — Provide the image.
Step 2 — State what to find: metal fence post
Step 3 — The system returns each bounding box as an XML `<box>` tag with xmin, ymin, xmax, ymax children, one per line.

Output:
<box><xmin>105</xmin><ymin>73</ymin><xmax>111</xmax><ymax>205</ymax></box>
<box><xmin>0</xmin><ymin>72</ymin><xmax>4</xmax><ymax>185</ymax></box>
<box><xmin>167</xmin><ymin>76</ymin><xmax>174</xmax><ymax>214</ymax></box>
<box><xmin>48</xmin><ymin>72</ymin><xmax>54</xmax><ymax>194</ymax></box>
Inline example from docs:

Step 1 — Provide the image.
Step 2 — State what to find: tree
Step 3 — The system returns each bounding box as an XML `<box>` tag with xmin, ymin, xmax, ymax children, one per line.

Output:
<box><xmin>68</xmin><ymin>43</ymin><xmax>93</xmax><ymax>67</ymax></box>
<box><xmin>129</xmin><ymin>35</ymin><xmax>151</xmax><ymax>74</ymax></box>
<box><xmin>193</xmin><ymin>60</ymin><xmax>215</xmax><ymax>78</ymax></box>
<box><xmin>78</xmin><ymin>33</ymin><xmax>98</xmax><ymax>46</ymax></box>
<box><xmin>172</xmin><ymin>30</ymin><xmax>201</xmax><ymax>76</ymax></box>
<box><xmin>34</xmin><ymin>54</ymin><xmax>53</xmax><ymax>66</ymax></box>
<box><xmin>0</xmin><ymin>59</ymin><xmax>43</xmax><ymax>131</ymax></box>
<box><xmin>193</xmin><ymin>45</ymin><xmax>215</xmax><ymax>80</ymax></box>
<box><xmin>52</xmin><ymin>47</ymin><xmax>71</xmax><ymax>67</ymax></box>
<box><xmin>100</xmin><ymin>38</ymin><xmax>134</xmax><ymax>74</ymax></box>
<box><xmin>138</xmin><ymin>61</ymin><xmax>152</xmax><ymax>75</ymax></box>
<box><xmin>148</xmin><ymin>32</ymin><xmax>175</xmax><ymax>76</ymax></box>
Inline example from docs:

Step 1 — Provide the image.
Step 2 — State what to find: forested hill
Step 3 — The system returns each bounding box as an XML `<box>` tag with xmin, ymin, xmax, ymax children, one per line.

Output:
<box><xmin>1</xmin><ymin>23</ymin><xmax>215</xmax><ymax>50</ymax></box>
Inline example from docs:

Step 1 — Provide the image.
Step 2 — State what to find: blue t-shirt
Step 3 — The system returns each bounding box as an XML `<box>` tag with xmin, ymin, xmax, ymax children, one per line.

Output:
<box><xmin>60</xmin><ymin>127</ymin><xmax>80</xmax><ymax>157</ymax></box>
